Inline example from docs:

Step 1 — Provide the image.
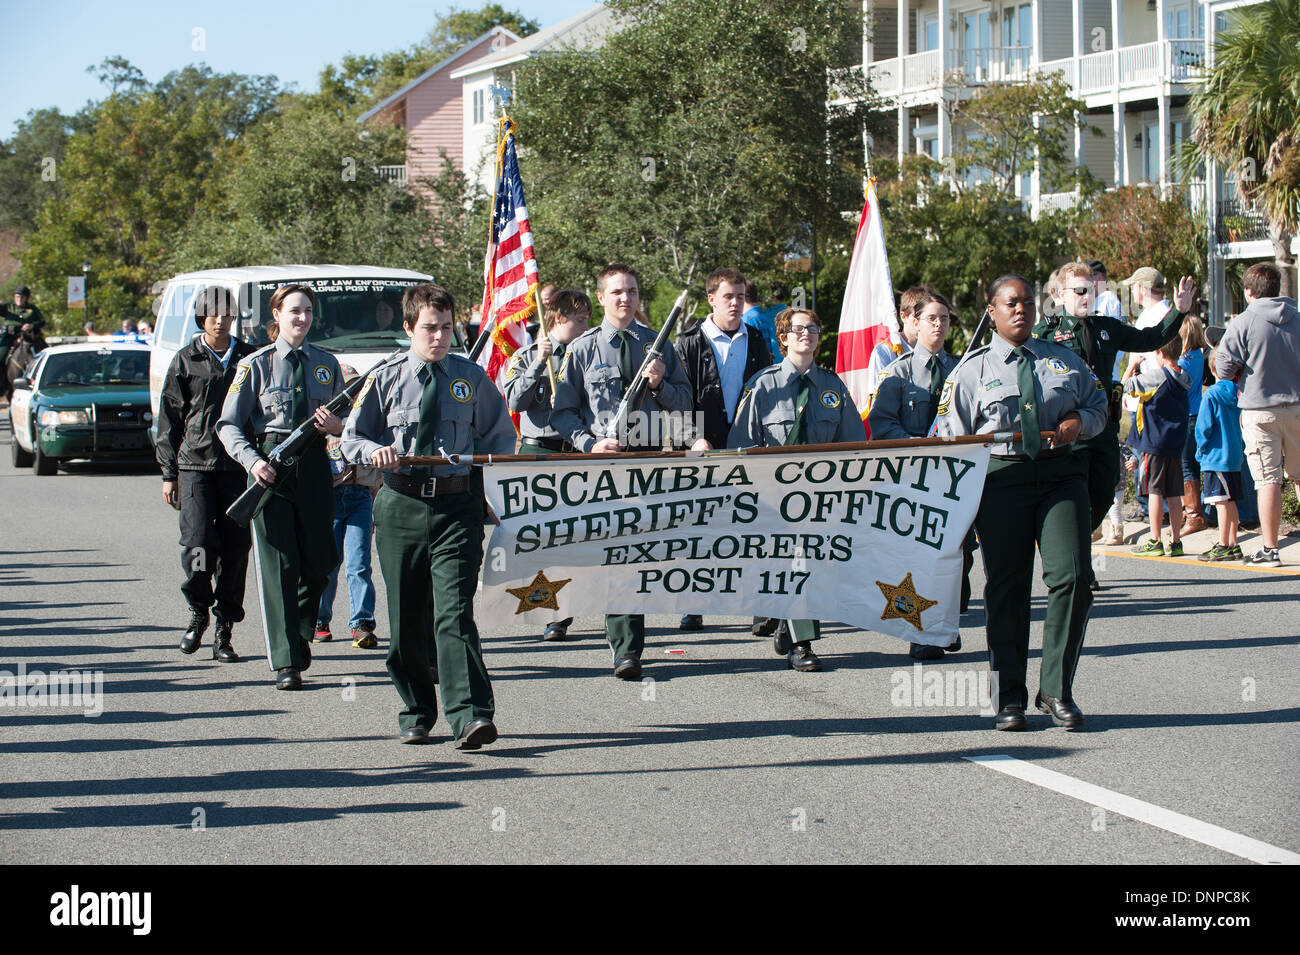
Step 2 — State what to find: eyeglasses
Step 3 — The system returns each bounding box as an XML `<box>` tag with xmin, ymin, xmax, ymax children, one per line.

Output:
<box><xmin>1068</xmin><ymin>287</ymin><xmax>1091</xmax><ymax>296</ymax></box>
<box><xmin>789</xmin><ymin>324</ymin><xmax>821</xmax><ymax>338</ymax></box>
<box><xmin>917</xmin><ymin>314</ymin><xmax>949</xmax><ymax>327</ymax></box>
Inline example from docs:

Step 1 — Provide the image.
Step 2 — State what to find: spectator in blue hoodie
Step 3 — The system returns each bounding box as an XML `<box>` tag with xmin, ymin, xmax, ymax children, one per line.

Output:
<box><xmin>1215</xmin><ymin>263</ymin><xmax>1300</xmax><ymax>567</ymax></box>
<box><xmin>1195</xmin><ymin>351</ymin><xmax>1246</xmax><ymax>561</ymax></box>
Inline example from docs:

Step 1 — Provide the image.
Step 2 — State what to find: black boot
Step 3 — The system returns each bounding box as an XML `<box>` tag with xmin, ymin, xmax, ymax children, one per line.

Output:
<box><xmin>180</xmin><ymin>607</ymin><xmax>209</xmax><ymax>655</ymax></box>
<box><xmin>212</xmin><ymin>620</ymin><xmax>239</xmax><ymax>663</ymax></box>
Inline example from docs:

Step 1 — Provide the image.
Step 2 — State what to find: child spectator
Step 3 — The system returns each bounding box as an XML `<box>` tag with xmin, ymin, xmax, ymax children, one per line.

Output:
<box><xmin>1195</xmin><ymin>351</ymin><xmax>1246</xmax><ymax>561</ymax></box>
<box><xmin>1125</xmin><ymin>338</ymin><xmax>1193</xmax><ymax>556</ymax></box>
<box><xmin>1177</xmin><ymin>316</ymin><xmax>1209</xmax><ymax>534</ymax></box>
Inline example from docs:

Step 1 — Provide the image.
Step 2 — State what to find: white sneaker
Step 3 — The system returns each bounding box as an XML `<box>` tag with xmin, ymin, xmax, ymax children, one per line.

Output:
<box><xmin>1099</xmin><ymin>519</ymin><xmax>1124</xmax><ymax>547</ymax></box>
<box><xmin>1244</xmin><ymin>547</ymin><xmax>1281</xmax><ymax>568</ymax></box>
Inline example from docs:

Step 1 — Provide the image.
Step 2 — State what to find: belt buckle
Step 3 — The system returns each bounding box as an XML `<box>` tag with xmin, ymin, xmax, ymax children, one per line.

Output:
<box><xmin>420</xmin><ymin>478</ymin><xmax>437</xmax><ymax>498</ymax></box>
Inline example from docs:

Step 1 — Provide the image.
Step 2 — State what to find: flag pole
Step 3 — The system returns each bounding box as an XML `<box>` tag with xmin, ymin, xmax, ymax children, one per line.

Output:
<box><xmin>469</xmin><ymin>117</ymin><xmax>511</xmax><ymax>362</ymax></box>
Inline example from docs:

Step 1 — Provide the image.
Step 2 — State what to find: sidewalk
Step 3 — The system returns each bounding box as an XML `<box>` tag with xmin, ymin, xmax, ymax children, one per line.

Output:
<box><xmin>1094</xmin><ymin>521</ymin><xmax>1300</xmax><ymax>576</ymax></box>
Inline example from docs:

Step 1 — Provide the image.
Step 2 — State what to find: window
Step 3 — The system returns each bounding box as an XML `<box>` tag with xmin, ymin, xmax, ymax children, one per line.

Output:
<box><xmin>923</xmin><ymin>13</ymin><xmax>938</xmax><ymax>51</ymax></box>
<box><xmin>472</xmin><ymin>88</ymin><xmax>485</xmax><ymax>125</ymax></box>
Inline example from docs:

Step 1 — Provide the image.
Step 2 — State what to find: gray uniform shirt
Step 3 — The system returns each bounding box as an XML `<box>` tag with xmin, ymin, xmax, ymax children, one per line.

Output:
<box><xmin>867</xmin><ymin>345</ymin><xmax>959</xmax><ymax>439</ymax></box>
<box><xmin>503</xmin><ymin>335</ymin><xmax>569</xmax><ymax>442</ymax></box>
<box><xmin>217</xmin><ymin>337</ymin><xmax>343</xmax><ymax>473</ymax></box>
<box><xmin>340</xmin><ymin>350</ymin><xmax>516</xmax><ymax>478</ymax></box>
<box><xmin>550</xmin><ymin>320</ymin><xmax>694</xmax><ymax>452</ymax></box>
<box><xmin>728</xmin><ymin>358</ymin><xmax>866</xmax><ymax>448</ymax></box>
<box><xmin>934</xmin><ymin>332</ymin><xmax>1107</xmax><ymax>455</ymax></box>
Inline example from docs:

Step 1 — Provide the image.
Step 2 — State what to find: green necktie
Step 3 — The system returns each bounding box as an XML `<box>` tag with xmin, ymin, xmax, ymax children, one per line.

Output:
<box><xmin>1013</xmin><ymin>346</ymin><xmax>1041</xmax><ymax>459</ymax></box>
<box><xmin>785</xmin><ymin>373</ymin><xmax>811</xmax><ymax>446</ymax></box>
<box><xmin>414</xmin><ymin>361</ymin><xmax>440</xmax><ymax>459</ymax></box>
<box><xmin>286</xmin><ymin>350</ymin><xmax>307</xmax><ymax>427</ymax></box>
<box><xmin>927</xmin><ymin>354</ymin><xmax>943</xmax><ymax>408</ymax></box>
<box><xmin>616</xmin><ymin>330</ymin><xmax>635</xmax><ymax>389</ymax></box>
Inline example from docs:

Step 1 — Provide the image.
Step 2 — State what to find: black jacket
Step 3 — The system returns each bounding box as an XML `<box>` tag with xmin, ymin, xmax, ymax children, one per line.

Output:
<box><xmin>156</xmin><ymin>336</ymin><xmax>258</xmax><ymax>480</ymax></box>
<box><xmin>675</xmin><ymin>320</ymin><xmax>774</xmax><ymax>449</ymax></box>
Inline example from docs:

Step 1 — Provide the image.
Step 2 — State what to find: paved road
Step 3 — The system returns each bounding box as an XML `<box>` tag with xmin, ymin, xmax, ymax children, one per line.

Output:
<box><xmin>1</xmin><ymin>412</ymin><xmax>1297</xmax><ymax>865</ymax></box>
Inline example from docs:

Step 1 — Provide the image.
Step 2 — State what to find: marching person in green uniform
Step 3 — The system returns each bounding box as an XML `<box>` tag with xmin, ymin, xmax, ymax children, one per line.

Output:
<box><xmin>217</xmin><ymin>284</ymin><xmax>343</xmax><ymax>690</ymax></box>
<box><xmin>867</xmin><ymin>288</ymin><xmax>973</xmax><ymax>659</ymax></box>
<box><xmin>550</xmin><ymin>264</ymin><xmax>698</xmax><ymax>680</ymax></box>
<box><xmin>341</xmin><ymin>283</ymin><xmax>516</xmax><ymax>747</ymax></box>
<box><xmin>729</xmin><ymin>307</ymin><xmax>866</xmax><ymax>672</ymax></box>
<box><xmin>1033</xmin><ymin>262</ymin><xmax>1195</xmax><ymax>576</ymax></box>
<box><xmin>504</xmin><ymin>288</ymin><xmax>591</xmax><ymax>642</ymax></box>
<box><xmin>937</xmin><ymin>275</ymin><xmax>1108</xmax><ymax>730</ymax></box>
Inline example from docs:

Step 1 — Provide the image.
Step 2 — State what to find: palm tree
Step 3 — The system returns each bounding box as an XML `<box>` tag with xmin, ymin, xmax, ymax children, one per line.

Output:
<box><xmin>1185</xmin><ymin>0</ymin><xmax>1300</xmax><ymax>297</ymax></box>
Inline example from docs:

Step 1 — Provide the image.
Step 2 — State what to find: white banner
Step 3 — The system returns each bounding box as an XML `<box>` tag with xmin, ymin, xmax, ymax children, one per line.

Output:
<box><xmin>479</xmin><ymin>444</ymin><xmax>989</xmax><ymax>646</ymax></box>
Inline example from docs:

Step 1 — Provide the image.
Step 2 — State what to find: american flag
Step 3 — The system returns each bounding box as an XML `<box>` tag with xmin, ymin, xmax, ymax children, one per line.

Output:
<box><xmin>477</xmin><ymin>118</ymin><xmax>538</xmax><ymax>397</ymax></box>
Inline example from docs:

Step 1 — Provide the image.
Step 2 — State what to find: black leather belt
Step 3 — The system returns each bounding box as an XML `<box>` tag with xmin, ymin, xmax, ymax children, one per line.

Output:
<box><xmin>993</xmin><ymin>446</ymin><xmax>1072</xmax><ymax>462</ymax></box>
<box><xmin>532</xmin><ymin>435</ymin><xmax>570</xmax><ymax>452</ymax></box>
<box><xmin>383</xmin><ymin>472</ymin><xmax>471</xmax><ymax>500</ymax></box>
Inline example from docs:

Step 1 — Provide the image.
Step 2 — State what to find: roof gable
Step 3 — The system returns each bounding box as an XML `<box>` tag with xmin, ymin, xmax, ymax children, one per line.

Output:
<box><xmin>358</xmin><ymin>26</ymin><xmax>522</xmax><ymax>124</ymax></box>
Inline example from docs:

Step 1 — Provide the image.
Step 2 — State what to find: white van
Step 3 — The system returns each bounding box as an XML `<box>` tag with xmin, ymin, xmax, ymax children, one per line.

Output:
<box><xmin>148</xmin><ymin>265</ymin><xmax>463</xmax><ymax>440</ymax></box>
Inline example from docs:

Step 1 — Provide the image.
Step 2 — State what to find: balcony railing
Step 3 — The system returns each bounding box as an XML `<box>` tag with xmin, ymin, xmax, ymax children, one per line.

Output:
<box><xmin>378</xmin><ymin>164</ymin><xmax>407</xmax><ymax>188</ymax></box>
<box><xmin>860</xmin><ymin>39</ymin><xmax>1208</xmax><ymax>101</ymax></box>
<box><xmin>955</xmin><ymin>46</ymin><xmax>1033</xmax><ymax>84</ymax></box>
<box><xmin>1217</xmin><ymin>197</ymin><xmax>1270</xmax><ymax>244</ymax></box>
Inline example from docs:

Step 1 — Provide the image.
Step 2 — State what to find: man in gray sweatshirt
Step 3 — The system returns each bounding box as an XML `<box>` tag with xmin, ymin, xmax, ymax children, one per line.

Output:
<box><xmin>1215</xmin><ymin>263</ymin><xmax>1300</xmax><ymax>567</ymax></box>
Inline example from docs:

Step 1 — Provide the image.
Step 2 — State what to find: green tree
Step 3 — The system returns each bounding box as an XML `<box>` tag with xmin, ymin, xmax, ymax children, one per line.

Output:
<box><xmin>945</xmin><ymin>73</ymin><xmax>1096</xmax><ymax>195</ymax></box>
<box><xmin>1181</xmin><ymin>0</ymin><xmax>1300</xmax><ymax>296</ymax></box>
<box><xmin>0</xmin><ymin>108</ymin><xmax>82</xmax><ymax>234</ymax></box>
<box><xmin>873</xmin><ymin>154</ymin><xmax>1075</xmax><ymax>335</ymax></box>
<box><xmin>173</xmin><ymin>98</ymin><xmax>489</xmax><ymax>310</ymax></box>
<box><xmin>319</xmin><ymin>5</ymin><xmax>540</xmax><ymax>113</ymax></box>
<box><xmin>1069</xmin><ymin>186</ymin><xmax>1205</xmax><ymax>296</ymax></box>
<box><xmin>19</xmin><ymin>61</ymin><xmax>282</xmax><ymax>331</ymax></box>
<box><xmin>511</xmin><ymin>0</ymin><xmax>866</xmax><ymax>314</ymax></box>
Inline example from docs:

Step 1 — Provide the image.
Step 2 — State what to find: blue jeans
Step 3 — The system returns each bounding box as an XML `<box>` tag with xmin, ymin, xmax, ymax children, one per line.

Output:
<box><xmin>318</xmin><ymin>485</ymin><xmax>376</xmax><ymax>629</ymax></box>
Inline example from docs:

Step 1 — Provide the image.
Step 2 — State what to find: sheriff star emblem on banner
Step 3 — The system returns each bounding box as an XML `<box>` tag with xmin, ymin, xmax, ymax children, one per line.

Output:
<box><xmin>505</xmin><ymin>571</ymin><xmax>572</xmax><ymax>613</ymax></box>
<box><xmin>876</xmin><ymin>573</ymin><xmax>938</xmax><ymax>631</ymax></box>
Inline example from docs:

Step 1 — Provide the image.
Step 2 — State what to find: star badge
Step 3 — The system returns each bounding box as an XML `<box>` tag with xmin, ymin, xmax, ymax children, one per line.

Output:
<box><xmin>505</xmin><ymin>571</ymin><xmax>572</xmax><ymax>614</ymax></box>
<box><xmin>876</xmin><ymin>573</ymin><xmax>938</xmax><ymax>631</ymax></box>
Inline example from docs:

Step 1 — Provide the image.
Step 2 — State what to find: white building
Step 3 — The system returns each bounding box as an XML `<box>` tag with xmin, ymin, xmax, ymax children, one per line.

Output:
<box><xmin>849</xmin><ymin>0</ymin><xmax>1290</xmax><ymax>319</ymax></box>
<box><xmin>450</xmin><ymin>4</ymin><xmax>619</xmax><ymax>195</ymax></box>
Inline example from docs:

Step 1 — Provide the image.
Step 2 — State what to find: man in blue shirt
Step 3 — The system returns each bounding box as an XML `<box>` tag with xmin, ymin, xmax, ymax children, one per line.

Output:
<box><xmin>742</xmin><ymin>280</ymin><xmax>783</xmax><ymax>360</ymax></box>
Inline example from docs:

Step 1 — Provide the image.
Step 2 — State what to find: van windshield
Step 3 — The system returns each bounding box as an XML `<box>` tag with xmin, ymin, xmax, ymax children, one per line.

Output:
<box><xmin>245</xmin><ymin>278</ymin><xmax>428</xmax><ymax>351</ymax></box>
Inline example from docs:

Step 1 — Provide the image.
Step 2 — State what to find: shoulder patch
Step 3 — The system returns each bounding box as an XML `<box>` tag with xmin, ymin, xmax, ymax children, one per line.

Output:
<box><xmin>505</xmin><ymin>354</ymin><xmax>524</xmax><ymax>380</ymax></box>
<box><xmin>229</xmin><ymin>363</ymin><xmax>250</xmax><ymax>395</ymax></box>
<box><xmin>1046</xmin><ymin>357</ymin><xmax>1070</xmax><ymax>374</ymax></box>
<box><xmin>936</xmin><ymin>378</ymin><xmax>955</xmax><ymax>417</ymax></box>
<box><xmin>820</xmin><ymin>389</ymin><xmax>842</xmax><ymax>409</ymax></box>
<box><xmin>352</xmin><ymin>372</ymin><xmax>377</xmax><ymax>409</ymax></box>
<box><xmin>314</xmin><ymin>364</ymin><xmax>333</xmax><ymax>385</ymax></box>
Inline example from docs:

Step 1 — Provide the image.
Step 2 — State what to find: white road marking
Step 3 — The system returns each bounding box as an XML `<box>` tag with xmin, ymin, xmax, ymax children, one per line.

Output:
<box><xmin>965</xmin><ymin>754</ymin><xmax>1300</xmax><ymax>865</ymax></box>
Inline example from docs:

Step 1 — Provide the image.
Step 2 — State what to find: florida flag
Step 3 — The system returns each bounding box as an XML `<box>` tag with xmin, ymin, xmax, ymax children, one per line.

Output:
<box><xmin>835</xmin><ymin>178</ymin><xmax>900</xmax><ymax>433</ymax></box>
<box><xmin>478</xmin><ymin>117</ymin><xmax>538</xmax><ymax>400</ymax></box>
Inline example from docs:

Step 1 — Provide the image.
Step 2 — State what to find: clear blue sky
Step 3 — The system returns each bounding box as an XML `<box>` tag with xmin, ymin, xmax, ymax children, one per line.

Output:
<box><xmin>0</xmin><ymin>0</ymin><xmax>600</xmax><ymax>136</ymax></box>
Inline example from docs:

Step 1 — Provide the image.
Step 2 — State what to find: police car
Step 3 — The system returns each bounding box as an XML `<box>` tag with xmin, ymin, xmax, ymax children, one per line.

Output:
<box><xmin>147</xmin><ymin>265</ymin><xmax>467</xmax><ymax>443</ymax></box>
<box><xmin>9</xmin><ymin>341</ymin><xmax>154</xmax><ymax>476</ymax></box>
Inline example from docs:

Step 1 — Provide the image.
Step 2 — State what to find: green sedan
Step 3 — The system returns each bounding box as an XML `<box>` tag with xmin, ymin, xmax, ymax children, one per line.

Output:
<box><xmin>9</xmin><ymin>341</ymin><xmax>155</xmax><ymax>476</ymax></box>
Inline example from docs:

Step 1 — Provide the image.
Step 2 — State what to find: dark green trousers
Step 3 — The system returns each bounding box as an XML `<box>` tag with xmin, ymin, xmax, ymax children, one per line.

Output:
<box><xmin>250</xmin><ymin>442</ymin><xmax>335</xmax><ymax>671</ymax></box>
<box><xmin>517</xmin><ymin>439</ymin><xmax>570</xmax><ymax>455</ymax></box>
<box><xmin>976</xmin><ymin>455</ymin><xmax>1092</xmax><ymax>709</ymax></box>
<box><xmin>1079</xmin><ymin>421</ymin><xmax>1122</xmax><ymax>531</ymax></box>
<box><xmin>606</xmin><ymin>614</ymin><xmax>644</xmax><ymax>658</ymax></box>
<box><xmin>373</xmin><ymin>486</ymin><xmax>494</xmax><ymax>736</ymax></box>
